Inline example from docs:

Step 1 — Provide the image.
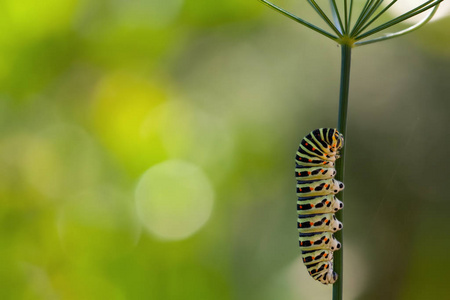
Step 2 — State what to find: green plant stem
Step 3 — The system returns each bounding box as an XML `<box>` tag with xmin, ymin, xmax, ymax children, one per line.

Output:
<box><xmin>333</xmin><ymin>42</ymin><xmax>352</xmax><ymax>300</ymax></box>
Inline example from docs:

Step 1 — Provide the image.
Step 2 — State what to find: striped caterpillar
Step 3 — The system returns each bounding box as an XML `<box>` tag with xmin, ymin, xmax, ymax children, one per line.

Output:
<box><xmin>295</xmin><ymin>128</ymin><xmax>344</xmax><ymax>285</ymax></box>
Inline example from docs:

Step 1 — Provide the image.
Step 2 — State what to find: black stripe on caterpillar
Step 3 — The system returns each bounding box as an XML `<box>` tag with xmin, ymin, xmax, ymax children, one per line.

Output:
<box><xmin>295</xmin><ymin>128</ymin><xmax>344</xmax><ymax>285</ymax></box>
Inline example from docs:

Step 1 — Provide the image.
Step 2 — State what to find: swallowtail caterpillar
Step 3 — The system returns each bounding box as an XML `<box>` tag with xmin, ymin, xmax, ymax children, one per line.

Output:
<box><xmin>295</xmin><ymin>128</ymin><xmax>344</xmax><ymax>284</ymax></box>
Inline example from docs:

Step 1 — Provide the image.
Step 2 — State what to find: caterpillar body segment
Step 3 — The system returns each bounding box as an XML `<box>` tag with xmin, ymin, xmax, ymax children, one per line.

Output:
<box><xmin>301</xmin><ymin>249</ymin><xmax>334</xmax><ymax>265</ymax></box>
<box><xmin>296</xmin><ymin>179</ymin><xmax>344</xmax><ymax>197</ymax></box>
<box><xmin>298</xmin><ymin>232</ymin><xmax>341</xmax><ymax>252</ymax></box>
<box><xmin>297</xmin><ymin>144</ymin><xmax>336</xmax><ymax>162</ymax></box>
<box><xmin>297</xmin><ymin>213</ymin><xmax>343</xmax><ymax>233</ymax></box>
<box><xmin>295</xmin><ymin>166</ymin><xmax>337</xmax><ymax>181</ymax></box>
<box><xmin>309</xmin><ymin>262</ymin><xmax>338</xmax><ymax>285</ymax></box>
<box><xmin>297</xmin><ymin>195</ymin><xmax>344</xmax><ymax>214</ymax></box>
<box><xmin>308</xmin><ymin>128</ymin><xmax>342</xmax><ymax>154</ymax></box>
<box><xmin>295</xmin><ymin>154</ymin><xmax>335</xmax><ymax>168</ymax></box>
<box><xmin>295</xmin><ymin>128</ymin><xmax>344</xmax><ymax>285</ymax></box>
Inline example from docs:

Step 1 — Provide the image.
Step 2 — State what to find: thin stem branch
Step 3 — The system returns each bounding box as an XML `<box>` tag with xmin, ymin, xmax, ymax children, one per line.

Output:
<box><xmin>307</xmin><ymin>0</ymin><xmax>343</xmax><ymax>37</ymax></box>
<box><xmin>329</xmin><ymin>0</ymin><xmax>345</xmax><ymax>34</ymax></box>
<box><xmin>356</xmin><ymin>0</ymin><xmax>443</xmax><ymax>40</ymax></box>
<box><xmin>354</xmin><ymin>0</ymin><xmax>398</xmax><ymax>37</ymax></box>
<box><xmin>347</xmin><ymin>0</ymin><xmax>355</xmax><ymax>32</ymax></box>
<box><xmin>352</xmin><ymin>0</ymin><xmax>385</xmax><ymax>36</ymax></box>
<box><xmin>343</xmin><ymin>0</ymin><xmax>349</xmax><ymax>34</ymax></box>
<box><xmin>350</xmin><ymin>0</ymin><xmax>373</xmax><ymax>36</ymax></box>
<box><xmin>258</xmin><ymin>0</ymin><xmax>339</xmax><ymax>41</ymax></box>
<box><xmin>355</xmin><ymin>4</ymin><xmax>440</xmax><ymax>46</ymax></box>
<box><xmin>333</xmin><ymin>43</ymin><xmax>352</xmax><ymax>300</ymax></box>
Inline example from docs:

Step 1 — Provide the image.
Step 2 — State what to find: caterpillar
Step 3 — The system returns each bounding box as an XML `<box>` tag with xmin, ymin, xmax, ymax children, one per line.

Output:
<box><xmin>295</xmin><ymin>128</ymin><xmax>344</xmax><ymax>285</ymax></box>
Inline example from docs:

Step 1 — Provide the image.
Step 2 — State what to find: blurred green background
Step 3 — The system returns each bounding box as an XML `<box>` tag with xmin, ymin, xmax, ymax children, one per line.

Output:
<box><xmin>1</xmin><ymin>1</ymin><xmax>449</xmax><ymax>299</ymax></box>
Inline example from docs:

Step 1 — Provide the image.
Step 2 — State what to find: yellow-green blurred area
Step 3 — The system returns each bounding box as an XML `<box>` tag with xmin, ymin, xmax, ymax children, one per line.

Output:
<box><xmin>1</xmin><ymin>0</ymin><xmax>450</xmax><ymax>299</ymax></box>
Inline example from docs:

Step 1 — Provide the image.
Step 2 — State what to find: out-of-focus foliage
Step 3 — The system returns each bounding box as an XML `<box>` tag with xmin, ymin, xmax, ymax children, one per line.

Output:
<box><xmin>0</xmin><ymin>1</ymin><xmax>449</xmax><ymax>299</ymax></box>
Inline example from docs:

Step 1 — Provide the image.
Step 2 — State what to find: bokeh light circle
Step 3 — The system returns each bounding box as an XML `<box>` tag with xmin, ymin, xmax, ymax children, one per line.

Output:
<box><xmin>135</xmin><ymin>160</ymin><xmax>214</xmax><ymax>241</ymax></box>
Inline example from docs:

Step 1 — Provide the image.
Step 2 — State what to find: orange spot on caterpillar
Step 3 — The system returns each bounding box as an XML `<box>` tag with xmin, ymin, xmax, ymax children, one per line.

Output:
<box><xmin>324</xmin><ymin>238</ymin><xmax>328</xmax><ymax>242</ymax></box>
<box><xmin>299</xmin><ymin>206</ymin><xmax>303</xmax><ymax>209</ymax></box>
<box><xmin>310</xmin><ymin>222</ymin><xmax>314</xmax><ymax>226</ymax></box>
<box><xmin>308</xmin><ymin>159</ymin><xmax>312</xmax><ymax>162</ymax></box>
<box><xmin>307</xmin><ymin>171</ymin><xmax>311</xmax><ymax>175</ymax></box>
<box><xmin>309</xmin><ymin>187</ymin><xmax>313</xmax><ymax>191</ymax></box>
<box><xmin>324</xmin><ymin>184</ymin><xmax>328</xmax><ymax>188</ymax></box>
<box><xmin>299</xmin><ymin>223</ymin><xmax>302</xmax><ymax>227</ymax></box>
<box><xmin>311</xmin><ymin>204</ymin><xmax>314</xmax><ymax>207</ymax></box>
<box><xmin>298</xmin><ymin>172</ymin><xmax>301</xmax><ymax>176</ymax></box>
<box><xmin>312</xmin><ymin>147</ymin><xmax>315</xmax><ymax>151</ymax></box>
<box><xmin>305</xmin><ymin>143</ymin><xmax>308</xmax><ymax>146</ymax></box>
<box><xmin>300</xmin><ymin>242</ymin><xmax>303</xmax><ymax>246</ymax></box>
